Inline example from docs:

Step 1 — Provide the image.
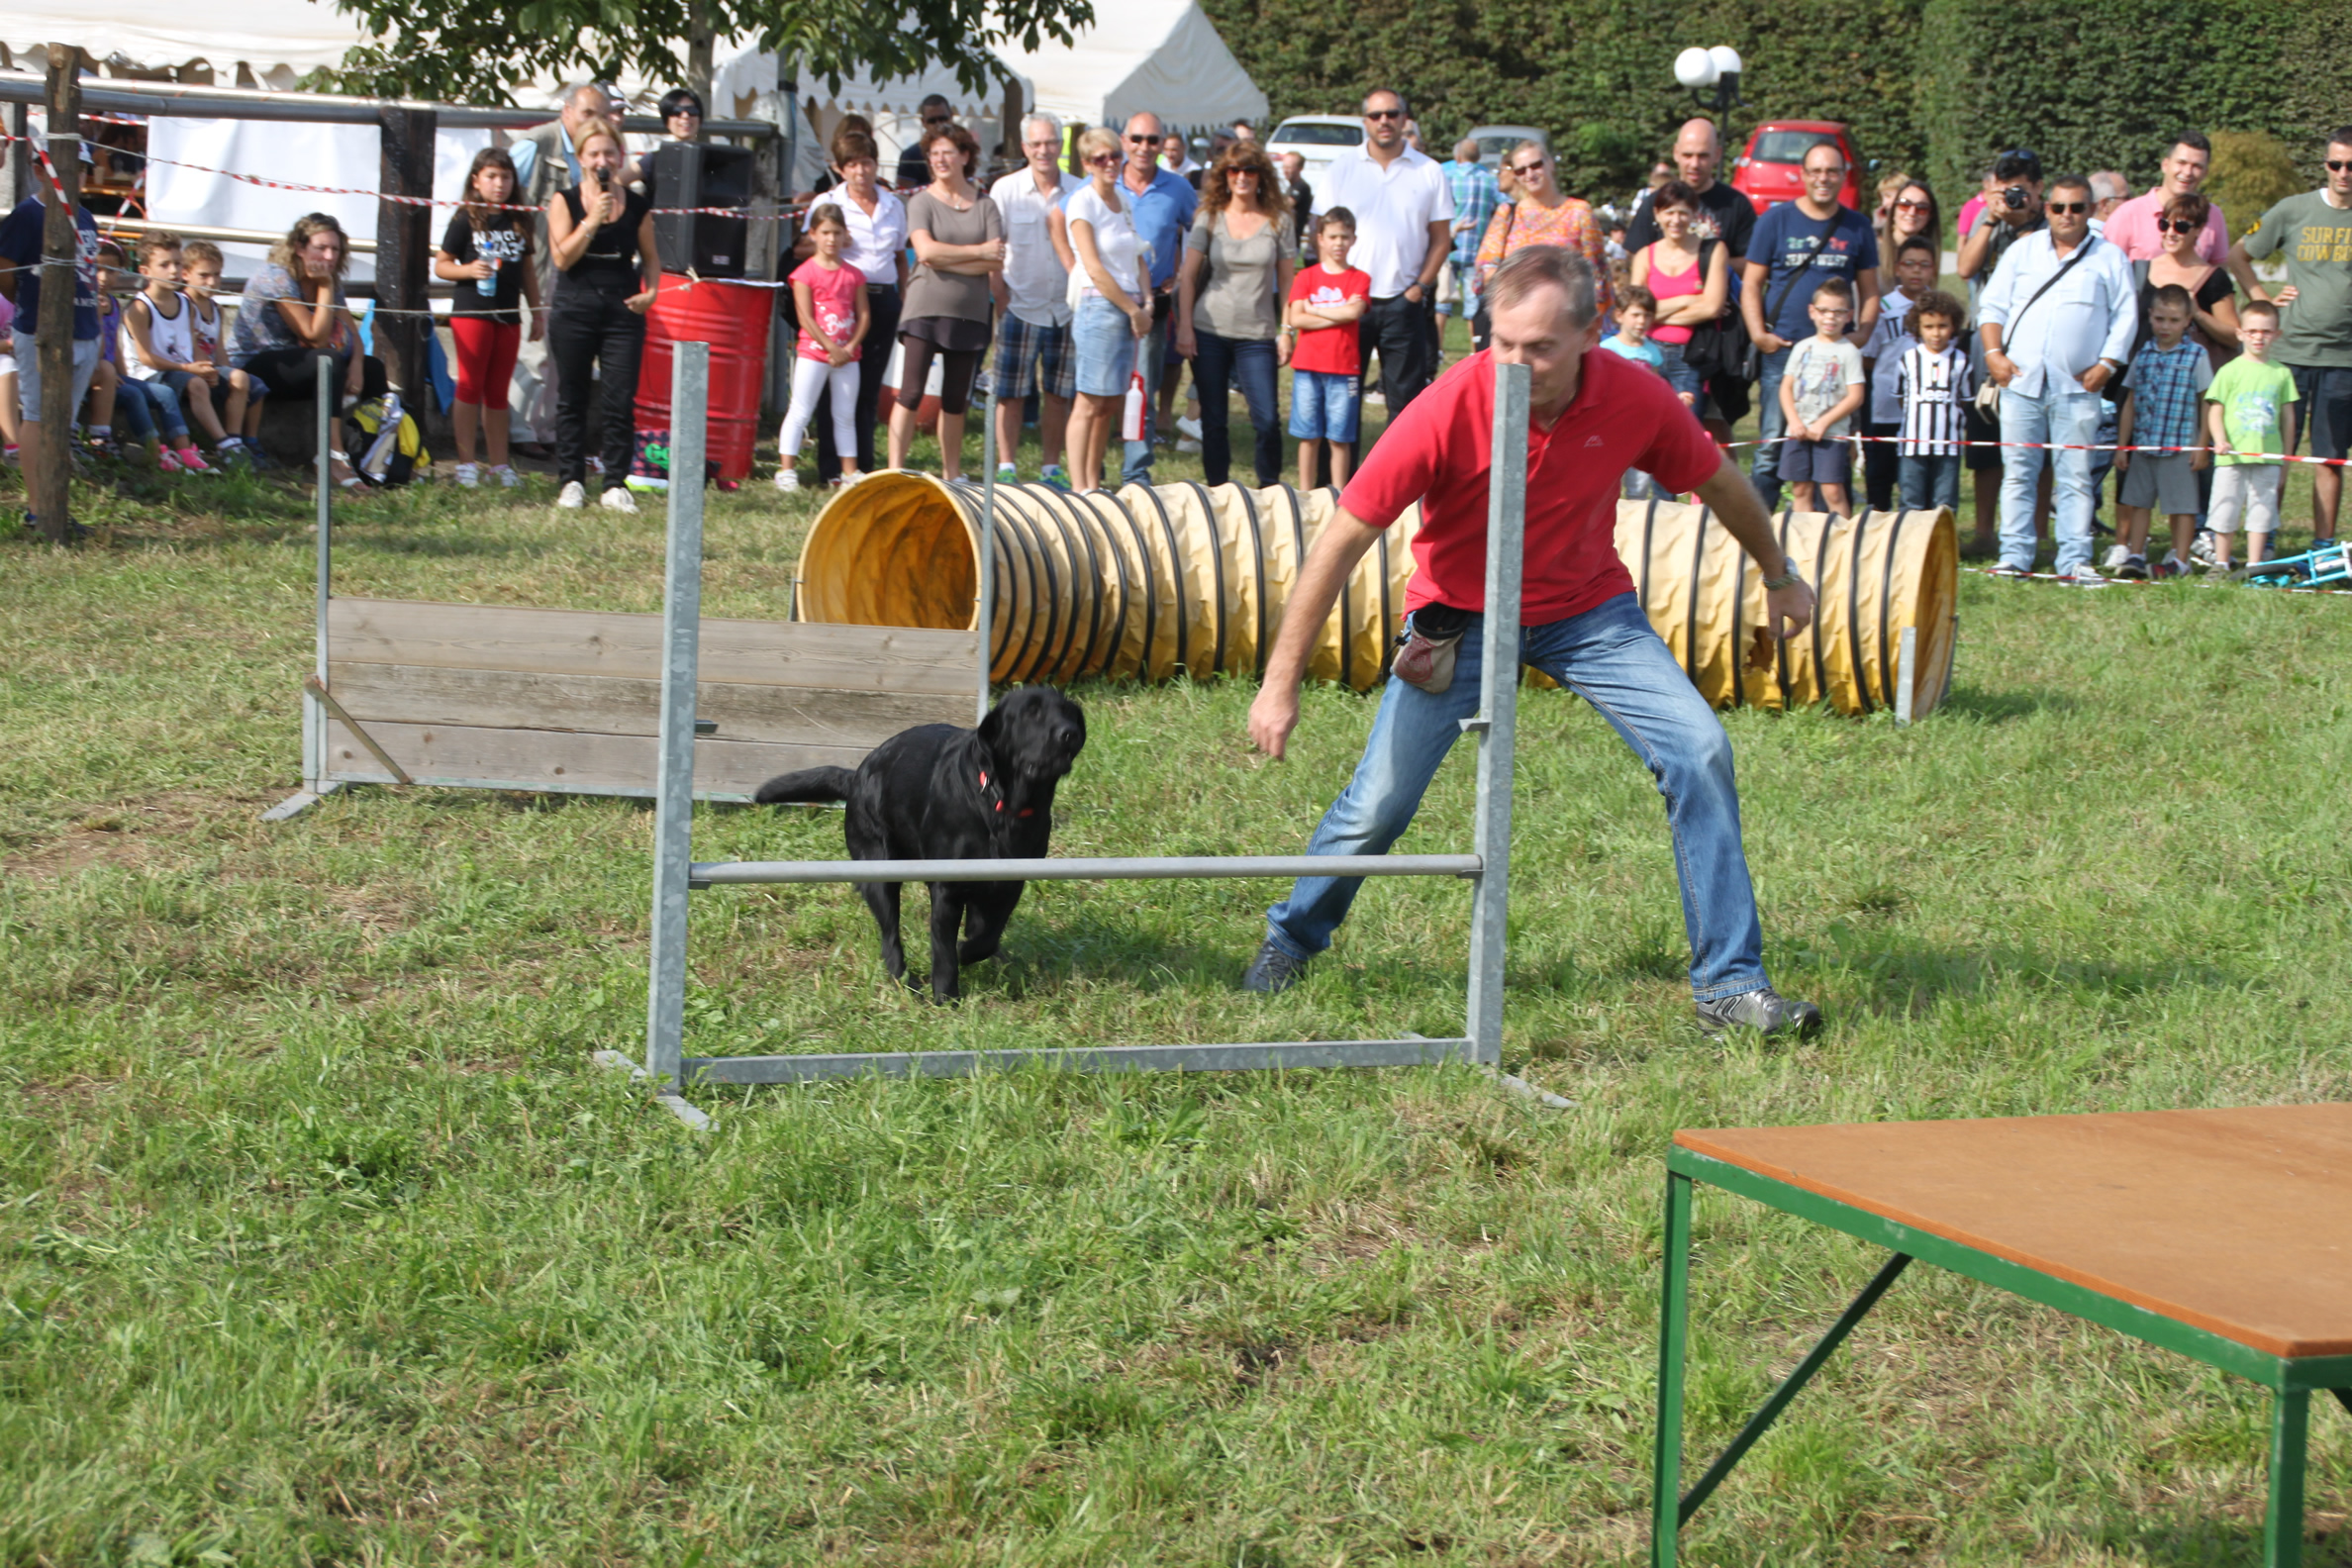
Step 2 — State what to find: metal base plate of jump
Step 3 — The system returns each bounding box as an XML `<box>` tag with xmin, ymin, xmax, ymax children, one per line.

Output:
<box><xmin>608</xmin><ymin>350</ymin><xmax>1538</xmax><ymax>1122</ymax></box>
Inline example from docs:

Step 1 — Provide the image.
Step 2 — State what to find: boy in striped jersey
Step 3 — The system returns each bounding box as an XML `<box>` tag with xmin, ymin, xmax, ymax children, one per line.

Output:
<box><xmin>1895</xmin><ymin>290</ymin><xmax>1973</xmax><ymax>510</ymax></box>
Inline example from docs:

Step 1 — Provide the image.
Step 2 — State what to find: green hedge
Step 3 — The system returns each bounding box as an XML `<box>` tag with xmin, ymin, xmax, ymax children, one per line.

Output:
<box><xmin>1203</xmin><ymin>0</ymin><xmax>2345</xmax><ymax>214</ymax></box>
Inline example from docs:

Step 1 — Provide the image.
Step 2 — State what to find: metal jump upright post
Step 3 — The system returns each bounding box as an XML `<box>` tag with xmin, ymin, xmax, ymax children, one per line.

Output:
<box><xmin>611</xmin><ymin>355</ymin><xmax>1534</xmax><ymax>1119</ymax></box>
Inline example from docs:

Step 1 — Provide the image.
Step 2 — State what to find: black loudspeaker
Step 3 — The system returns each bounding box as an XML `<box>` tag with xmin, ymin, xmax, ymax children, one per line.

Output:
<box><xmin>647</xmin><ymin>141</ymin><xmax>754</xmax><ymax>279</ymax></box>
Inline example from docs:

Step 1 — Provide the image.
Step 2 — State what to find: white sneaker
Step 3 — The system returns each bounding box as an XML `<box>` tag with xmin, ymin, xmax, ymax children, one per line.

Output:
<box><xmin>556</xmin><ymin>480</ymin><xmax>587</xmax><ymax>510</ymax></box>
<box><xmin>2058</xmin><ymin>565</ymin><xmax>2108</xmax><ymax>588</ymax></box>
<box><xmin>454</xmin><ymin>461</ymin><xmax>480</xmax><ymax>489</ymax></box>
<box><xmin>1175</xmin><ymin>438</ymin><xmax>1203</xmax><ymax>453</ymax></box>
<box><xmin>2102</xmin><ymin>543</ymin><xmax>2129</xmax><ymax>570</ymax></box>
<box><xmin>600</xmin><ymin>486</ymin><xmax>637</xmax><ymax>513</ymax></box>
<box><xmin>1176</xmin><ymin>415</ymin><xmax>1203</xmax><ymax>441</ymax></box>
<box><xmin>490</xmin><ymin>464</ymin><xmax>521</xmax><ymax>489</ymax></box>
<box><xmin>773</xmin><ymin>467</ymin><xmax>801</xmax><ymax>492</ymax></box>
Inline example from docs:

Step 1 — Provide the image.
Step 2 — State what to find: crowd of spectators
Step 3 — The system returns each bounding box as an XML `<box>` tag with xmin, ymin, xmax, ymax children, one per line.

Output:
<box><xmin>7</xmin><ymin>87</ymin><xmax>2352</xmax><ymax>566</ymax></box>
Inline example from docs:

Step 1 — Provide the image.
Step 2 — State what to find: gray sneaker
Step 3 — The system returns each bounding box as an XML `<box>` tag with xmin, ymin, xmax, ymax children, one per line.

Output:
<box><xmin>1241</xmin><ymin>938</ymin><xmax>1309</xmax><ymax>994</ymax></box>
<box><xmin>1695</xmin><ymin>986</ymin><xmax>1823</xmax><ymax>1040</ymax></box>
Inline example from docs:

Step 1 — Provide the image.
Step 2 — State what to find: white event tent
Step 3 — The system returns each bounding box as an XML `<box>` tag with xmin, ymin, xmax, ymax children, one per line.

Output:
<box><xmin>996</xmin><ymin>0</ymin><xmax>1266</xmax><ymax>138</ymax></box>
<box><xmin>5</xmin><ymin>0</ymin><xmax>1263</xmax><ymax>274</ymax></box>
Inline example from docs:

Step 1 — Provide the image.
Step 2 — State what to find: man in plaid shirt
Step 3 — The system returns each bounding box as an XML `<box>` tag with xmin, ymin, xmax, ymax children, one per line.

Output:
<box><xmin>1440</xmin><ymin>139</ymin><xmax>1500</xmax><ymax>342</ymax></box>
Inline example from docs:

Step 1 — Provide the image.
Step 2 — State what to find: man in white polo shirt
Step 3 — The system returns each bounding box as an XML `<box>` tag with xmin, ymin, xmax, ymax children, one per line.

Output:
<box><xmin>1241</xmin><ymin>246</ymin><xmax>1824</xmax><ymax>1040</ymax></box>
<box><xmin>1318</xmin><ymin>87</ymin><xmax>1454</xmax><ymax>432</ymax></box>
<box><xmin>988</xmin><ymin>112</ymin><xmax>1085</xmax><ymax>487</ymax></box>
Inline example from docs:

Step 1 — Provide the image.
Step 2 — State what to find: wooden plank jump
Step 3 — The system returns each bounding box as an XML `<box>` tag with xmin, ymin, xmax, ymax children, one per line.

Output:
<box><xmin>299</xmin><ymin>598</ymin><xmax>978</xmax><ymax>806</ymax></box>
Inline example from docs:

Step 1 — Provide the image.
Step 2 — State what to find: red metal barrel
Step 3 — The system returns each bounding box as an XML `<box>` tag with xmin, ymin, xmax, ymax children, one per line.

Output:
<box><xmin>636</xmin><ymin>276</ymin><xmax>772</xmax><ymax>481</ymax></box>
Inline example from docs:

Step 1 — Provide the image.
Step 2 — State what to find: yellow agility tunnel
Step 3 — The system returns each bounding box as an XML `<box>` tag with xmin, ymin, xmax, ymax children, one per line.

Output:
<box><xmin>795</xmin><ymin>472</ymin><xmax>1956</xmax><ymax>717</ymax></box>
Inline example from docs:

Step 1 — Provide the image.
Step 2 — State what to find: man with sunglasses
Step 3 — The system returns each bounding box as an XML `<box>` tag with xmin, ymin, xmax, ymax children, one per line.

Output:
<box><xmin>2103</xmin><ymin>134</ymin><xmax>2229</xmax><ymax>264</ymax></box>
<box><xmin>1108</xmin><ymin>111</ymin><xmax>1199</xmax><ymax>486</ymax></box>
<box><xmin>2227</xmin><ymin>131</ymin><xmax>2352</xmax><ymax>546</ymax></box>
<box><xmin>1318</xmin><ymin>89</ymin><xmax>1455</xmax><ymax>433</ymax></box>
<box><xmin>1979</xmin><ymin>175</ymin><xmax>2139</xmax><ymax>585</ymax></box>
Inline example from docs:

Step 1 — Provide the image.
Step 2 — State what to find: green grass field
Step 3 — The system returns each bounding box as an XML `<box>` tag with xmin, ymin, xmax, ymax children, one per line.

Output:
<box><xmin>5</xmin><ymin>372</ymin><xmax>2352</xmax><ymax>1567</ymax></box>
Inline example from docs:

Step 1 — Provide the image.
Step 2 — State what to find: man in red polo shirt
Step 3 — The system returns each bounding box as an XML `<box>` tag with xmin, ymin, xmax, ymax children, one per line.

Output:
<box><xmin>1242</xmin><ymin>245</ymin><xmax>1823</xmax><ymax>1038</ymax></box>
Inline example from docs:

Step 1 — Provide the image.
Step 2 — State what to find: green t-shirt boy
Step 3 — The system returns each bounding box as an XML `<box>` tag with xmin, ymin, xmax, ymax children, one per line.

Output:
<box><xmin>2206</xmin><ymin>356</ymin><xmax>2300</xmax><ymax>464</ymax></box>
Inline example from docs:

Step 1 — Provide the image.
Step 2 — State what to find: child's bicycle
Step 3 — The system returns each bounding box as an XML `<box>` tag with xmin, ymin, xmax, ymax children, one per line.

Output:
<box><xmin>2235</xmin><ymin>540</ymin><xmax>2352</xmax><ymax>590</ymax></box>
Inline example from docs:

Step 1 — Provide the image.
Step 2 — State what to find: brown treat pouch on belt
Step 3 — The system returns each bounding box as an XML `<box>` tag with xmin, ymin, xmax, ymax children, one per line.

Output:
<box><xmin>1393</xmin><ymin>604</ymin><xmax>1473</xmax><ymax>694</ymax></box>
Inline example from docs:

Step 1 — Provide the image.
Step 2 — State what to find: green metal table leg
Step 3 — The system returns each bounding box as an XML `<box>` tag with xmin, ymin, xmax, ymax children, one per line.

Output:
<box><xmin>1652</xmin><ymin>1170</ymin><xmax>1693</xmax><ymax>1568</ymax></box>
<box><xmin>2331</xmin><ymin>1387</ymin><xmax>2352</xmax><ymax>1421</ymax></box>
<box><xmin>2267</xmin><ymin>1389</ymin><xmax>2308</xmax><ymax>1567</ymax></box>
<box><xmin>1678</xmin><ymin>1251</ymin><xmax>1912</xmax><ymax>1527</ymax></box>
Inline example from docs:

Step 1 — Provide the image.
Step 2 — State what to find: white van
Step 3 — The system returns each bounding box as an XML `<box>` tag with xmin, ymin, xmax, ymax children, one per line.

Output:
<box><xmin>1264</xmin><ymin>116</ymin><xmax>1364</xmax><ymax>205</ymax></box>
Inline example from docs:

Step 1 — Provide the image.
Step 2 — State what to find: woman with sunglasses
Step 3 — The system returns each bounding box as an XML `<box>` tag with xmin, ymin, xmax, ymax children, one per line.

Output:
<box><xmin>1175</xmin><ymin>143</ymin><xmax>1296</xmax><ymax>487</ymax></box>
<box><xmin>1474</xmin><ymin>141</ymin><xmax>1610</xmax><ymax>337</ymax></box>
<box><xmin>1063</xmin><ymin>127</ymin><xmax>1152</xmax><ymax>492</ymax></box>
<box><xmin>1884</xmin><ymin>180</ymin><xmax>1941</xmax><ymax>257</ymax></box>
<box><xmin>2142</xmin><ymin>192</ymin><xmax>2239</xmax><ymax>364</ymax></box>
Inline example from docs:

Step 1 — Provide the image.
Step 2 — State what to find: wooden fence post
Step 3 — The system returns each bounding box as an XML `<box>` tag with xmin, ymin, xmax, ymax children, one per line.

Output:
<box><xmin>374</xmin><ymin>104</ymin><xmax>436</xmax><ymax>431</ymax></box>
<box><xmin>31</xmin><ymin>46</ymin><xmax>81</xmax><ymax>545</ymax></box>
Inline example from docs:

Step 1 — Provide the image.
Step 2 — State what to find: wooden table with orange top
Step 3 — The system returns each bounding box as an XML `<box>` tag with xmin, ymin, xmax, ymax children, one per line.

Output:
<box><xmin>1653</xmin><ymin>1105</ymin><xmax>2352</xmax><ymax>1566</ymax></box>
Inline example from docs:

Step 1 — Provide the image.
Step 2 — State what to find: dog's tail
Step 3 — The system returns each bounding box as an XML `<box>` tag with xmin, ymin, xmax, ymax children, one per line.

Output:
<box><xmin>752</xmin><ymin>766</ymin><xmax>859</xmax><ymax>805</ymax></box>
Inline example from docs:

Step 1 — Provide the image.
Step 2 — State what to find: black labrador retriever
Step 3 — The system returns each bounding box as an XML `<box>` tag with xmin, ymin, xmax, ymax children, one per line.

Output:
<box><xmin>753</xmin><ymin>686</ymin><xmax>1086</xmax><ymax>1002</ymax></box>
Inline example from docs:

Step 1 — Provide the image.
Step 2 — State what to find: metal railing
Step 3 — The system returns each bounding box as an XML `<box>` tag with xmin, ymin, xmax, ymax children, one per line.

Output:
<box><xmin>0</xmin><ymin>70</ymin><xmax>776</xmax><ymax>140</ymax></box>
<box><xmin>618</xmin><ymin>348</ymin><xmax>1532</xmax><ymax>1118</ymax></box>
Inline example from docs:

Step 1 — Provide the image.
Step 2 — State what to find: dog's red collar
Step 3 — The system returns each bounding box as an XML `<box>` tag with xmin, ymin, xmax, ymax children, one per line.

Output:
<box><xmin>977</xmin><ymin>769</ymin><xmax>1034</xmax><ymax>819</ymax></box>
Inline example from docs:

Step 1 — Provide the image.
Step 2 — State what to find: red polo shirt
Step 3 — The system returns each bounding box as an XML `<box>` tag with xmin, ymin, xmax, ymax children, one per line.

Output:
<box><xmin>1340</xmin><ymin>345</ymin><xmax>1722</xmax><ymax>623</ymax></box>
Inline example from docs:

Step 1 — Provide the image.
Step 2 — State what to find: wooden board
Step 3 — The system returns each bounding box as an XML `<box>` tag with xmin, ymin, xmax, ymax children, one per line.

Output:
<box><xmin>324</xmin><ymin>718</ymin><xmax>862</xmax><ymax>801</ymax></box>
<box><xmin>327</xmin><ymin>598</ymin><xmax>978</xmax><ymax>695</ymax></box>
<box><xmin>1678</xmin><ymin>1104</ymin><xmax>2352</xmax><ymax>1358</ymax></box>
<box><xmin>326</xmin><ymin>661</ymin><xmax>965</xmax><ymax>746</ymax></box>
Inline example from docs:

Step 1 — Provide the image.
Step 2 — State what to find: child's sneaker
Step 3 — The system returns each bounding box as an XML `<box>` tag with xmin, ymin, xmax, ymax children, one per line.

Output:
<box><xmin>2102</xmin><ymin>543</ymin><xmax>2131</xmax><ymax>571</ymax></box>
<box><xmin>157</xmin><ymin>446</ymin><xmax>186</xmax><ymax>473</ymax></box>
<box><xmin>172</xmin><ymin>446</ymin><xmax>216</xmax><ymax>475</ymax></box>
<box><xmin>1040</xmin><ymin>463</ymin><xmax>1070</xmax><ymax>491</ymax></box>
<box><xmin>996</xmin><ymin>461</ymin><xmax>1019</xmax><ymax>483</ymax></box>
<box><xmin>453</xmin><ymin>461</ymin><xmax>481</xmax><ymax>488</ymax></box>
<box><xmin>490</xmin><ymin>464</ymin><xmax>521</xmax><ymax>489</ymax></box>
<box><xmin>2190</xmin><ymin>530</ymin><xmax>2217</xmax><ymax>567</ymax></box>
<box><xmin>599</xmin><ymin>486</ymin><xmax>637</xmax><ymax>513</ymax></box>
<box><xmin>773</xmin><ymin>467</ymin><xmax>801</xmax><ymax>492</ymax></box>
<box><xmin>2116</xmin><ymin>553</ymin><xmax>2148</xmax><ymax>580</ymax></box>
<box><xmin>556</xmin><ymin>480</ymin><xmax>587</xmax><ymax>510</ymax></box>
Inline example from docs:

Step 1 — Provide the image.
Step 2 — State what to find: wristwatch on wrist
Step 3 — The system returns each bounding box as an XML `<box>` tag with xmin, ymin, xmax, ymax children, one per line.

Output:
<box><xmin>1762</xmin><ymin>563</ymin><xmax>1807</xmax><ymax>591</ymax></box>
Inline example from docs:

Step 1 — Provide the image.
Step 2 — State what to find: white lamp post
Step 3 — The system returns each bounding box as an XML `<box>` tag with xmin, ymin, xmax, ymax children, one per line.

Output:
<box><xmin>1675</xmin><ymin>45</ymin><xmax>1745</xmax><ymax>117</ymax></box>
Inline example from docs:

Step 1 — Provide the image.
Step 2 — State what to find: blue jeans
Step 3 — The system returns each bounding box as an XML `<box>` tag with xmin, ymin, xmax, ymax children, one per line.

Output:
<box><xmin>1120</xmin><ymin>305</ymin><xmax>1169</xmax><ymax>485</ymax></box>
<box><xmin>1748</xmin><ymin>344</ymin><xmax>1793</xmax><ymax>507</ymax></box>
<box><xmin>1899</xmin><ymin>453</ymin><xmax>1961</xmax><ymax>511</ymax></box>
<box><xmin>117</xmin><ymin>377</ymin><xmax>190</xmax><ymax>442</ymax></box>
<box><xmin>1263</xmin><ymin>593</ymin><xmax>1769</xmax><ymax>1001</ymax></box>
<box><xmin>1191</xmin><ymin>329</ymin><xmax>1280</xmax><ymax>486</ymax></box>
<box><xmin>1998</xmin><ymin>380</ymin><xmax>2102</xmax><ymax>575</ymax></box>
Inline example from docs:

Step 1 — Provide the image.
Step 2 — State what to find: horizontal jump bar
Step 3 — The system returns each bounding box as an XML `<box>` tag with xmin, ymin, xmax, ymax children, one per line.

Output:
<box><xmin>682</xmin><ymin>1037</ymin><xmax>1478</xmax><ymax>1083</ymax></box>
<box><xmin>690</xmin><ymin>853</ymin><xmax>1482</xmax><ymax>885</ymax></box>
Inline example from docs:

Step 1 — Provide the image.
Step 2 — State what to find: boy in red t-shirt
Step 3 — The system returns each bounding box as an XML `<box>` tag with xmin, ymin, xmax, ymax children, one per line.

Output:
<box><xmin>1285</xmin><ymin>208</ymin><xmax>1371</xmax><ymax>488</ymax></box>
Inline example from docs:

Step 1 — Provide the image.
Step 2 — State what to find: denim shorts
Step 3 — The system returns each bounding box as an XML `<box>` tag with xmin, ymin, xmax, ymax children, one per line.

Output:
<box><xmin>1072</xmin><ymin>294</ymin><xmax>1137</xmax><ymax>399</ymax></box>
<box><xmin>1288</xmin><ymin>368</ymin><xmax>1360</xmax><ymax>442</ymax></box>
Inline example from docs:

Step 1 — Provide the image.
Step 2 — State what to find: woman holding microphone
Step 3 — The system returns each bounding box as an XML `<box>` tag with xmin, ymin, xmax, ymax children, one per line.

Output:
<box><xmin>544</xmin><ymin>119</ymin><xmax>659</xmax><ymax>512</ymax></box>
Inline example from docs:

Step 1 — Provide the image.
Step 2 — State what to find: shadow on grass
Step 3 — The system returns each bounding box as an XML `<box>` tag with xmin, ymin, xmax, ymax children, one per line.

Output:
<box><xmin>1803</xmin><ymin>930</ymin><xmax>2251</xmax><ymax>1017</ymax></box>
<box><xmin>1936</xmin><ymin>683</ymin><xmax>2081</xmax><ymax>723</ymax></box>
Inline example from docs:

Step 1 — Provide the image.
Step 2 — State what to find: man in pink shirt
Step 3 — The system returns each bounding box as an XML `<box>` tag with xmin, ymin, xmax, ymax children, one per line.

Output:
<box><xmin>2102</xmin><ymin>133</ymin><xmax>2229</xmax><ymax>262</ymax></box>
<box><xmin>1239</xmin><ymin>246</ymin><xmax>1824</xmax><ymax>1038</ymax></box>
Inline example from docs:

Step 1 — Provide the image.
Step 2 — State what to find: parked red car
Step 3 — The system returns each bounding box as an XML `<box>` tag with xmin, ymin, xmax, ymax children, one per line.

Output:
<box><xmin>1730</xmin><ymin>121</ymin><xmax>1864</xmax><ymax>215</ymax></box>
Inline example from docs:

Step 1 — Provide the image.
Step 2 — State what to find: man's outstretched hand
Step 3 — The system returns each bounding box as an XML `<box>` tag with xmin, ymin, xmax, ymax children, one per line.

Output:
<box><xmin>1248</xmin><ymin>683</ymin><xmax>1301</xmax><ymax>759</ymax></box>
